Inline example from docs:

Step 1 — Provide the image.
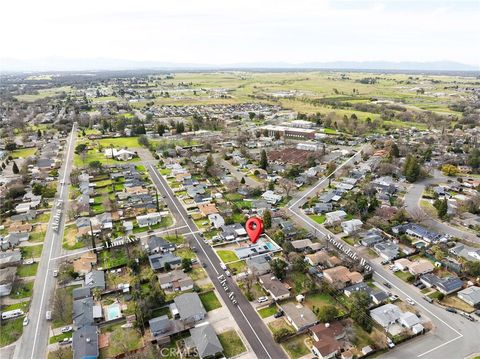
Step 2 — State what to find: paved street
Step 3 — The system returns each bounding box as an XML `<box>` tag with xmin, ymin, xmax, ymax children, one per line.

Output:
<box><xmin>147</xmin><ymin>164</ymin><xmax>287</xmax><ymax>359</ymax></box>
<box><xmin>287</xmin><ymin>157</ymin><xmax>480</xmax><ymax>359</ymax></box>
<box><xmin>14</xmin><ymin>125</ymin><xmax>77</xmax><ymax>359</ymax></box>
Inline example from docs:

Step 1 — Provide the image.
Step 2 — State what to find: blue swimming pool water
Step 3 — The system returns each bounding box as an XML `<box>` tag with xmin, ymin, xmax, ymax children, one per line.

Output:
<box><xmin>265</xmin><ymin>242</ymin><xmax>275</xmax><ymax>250</ymax></box>
<box><xmin>106</xmin><ymin>305</ymin><xmax>121</xmax><ymax>320</ymax></box>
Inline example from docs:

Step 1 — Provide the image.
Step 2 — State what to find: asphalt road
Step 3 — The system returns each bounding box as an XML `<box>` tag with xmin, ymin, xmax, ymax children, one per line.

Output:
<box><xmin>287</xmin><ymin>157</ymin><xmax>480</xmax><ymax>359</ymax></box>
<box><xmin>147</xmin><ymin>164</ymin><xmax>287</xmax><ymax>359</ymax></box>
<box><xmin>15</xmin><ymin>124</ymin><xmax>77</xmax><ymax>359</ymax></box>
<box><xmin>403</xmin><ymin>172</ymin><xmax>479</xmax><ymax>244</ymax></box>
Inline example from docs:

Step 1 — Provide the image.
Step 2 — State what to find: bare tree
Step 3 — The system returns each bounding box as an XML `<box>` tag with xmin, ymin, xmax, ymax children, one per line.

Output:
<box><xmin>279</xmin><ymin>178</ymin><xmax>295</xmax><ymax>198</ymax></box>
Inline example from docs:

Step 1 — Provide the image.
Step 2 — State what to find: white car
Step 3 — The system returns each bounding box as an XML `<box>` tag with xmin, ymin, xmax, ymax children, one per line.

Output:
<box><xmin>225</xmin><ymin>270</ymin><xmax>231</xmax><ymax>277</ymax></box>
<box><xmin>61</xmin><ymin>326</ymin><xmax>73</xmax><ymax>333</ymax></box>
<box><xmin>23</xmin><ymin>317</ymin><xmax>29</xmax><ymax>326</ymax></box>
<box><xmin>53</xmin><ymin>270</ymin><xmax>59</xmax><ymax>277</ymax></box>
<box><xmin>257</xmin><ymin>296</ymin><xmax>268</xmax><ymax>303</ymax></box>
<box><xmin>406</xmin><ymin>297</ymin><xmax>415</xmax><ymax>305</ymax></box>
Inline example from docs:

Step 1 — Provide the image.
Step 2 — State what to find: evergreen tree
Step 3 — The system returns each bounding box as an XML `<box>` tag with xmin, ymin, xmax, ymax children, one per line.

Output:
<box><xmin>240</xmin><ymin>177</ymin><xmax>246</xmax><ymax>184</ymax></box>
<box><xmin>204</xmin><ymin>155</ymin><xmax>214</xmax><ymax>176</ymax></box>
<box><xmin>263</xmin><ymin>210</ymin><xmax>272</xmax><ymax>229</ymax></box>
<box><xmin>260</xmin><ymin>149</ymin><xmax>268</xmax><ymax>170</ymax></box>
<box><xmin>403</xmin><ymin>154</ymin><xmax>421</xmax><ymax>183</ymax></box>
<box><xmin>12</xmin><ymin>161</ymin><xmax>19</xmax><ymax>174</ymax></box>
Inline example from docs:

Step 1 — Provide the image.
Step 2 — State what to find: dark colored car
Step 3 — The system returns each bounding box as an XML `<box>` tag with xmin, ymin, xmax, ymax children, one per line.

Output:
<box><xmin>446</xmin><ymin>307</ymin><xmax>457</xmax><ymax>313</ymax></box>
<box><xmin>202</xmin><ymin>262</ymin><xmax>207</xmax><ymax>268</ymax></box>
<box><xmin>383</xmin><ymin>282</ymin><xmax>392</xmax><ymax>289</ymax></box>
<box><xmin>274</xmin><ymin>311</ymin><xmax>284</xmax><ymax>318</ymax></box>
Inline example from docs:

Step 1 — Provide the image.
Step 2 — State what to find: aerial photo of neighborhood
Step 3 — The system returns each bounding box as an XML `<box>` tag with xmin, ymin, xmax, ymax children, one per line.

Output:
<box><xmin>0</xmin><ymin>1</ymin><xmax>479</xmax><ymax>359</ymax></box>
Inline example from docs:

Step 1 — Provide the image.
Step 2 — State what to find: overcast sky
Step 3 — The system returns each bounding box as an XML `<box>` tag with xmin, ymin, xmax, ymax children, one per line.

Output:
<box><xmin>1</xmin><ymin>0</ymin><xmax>479</xmax><ymax>65</ymax></box>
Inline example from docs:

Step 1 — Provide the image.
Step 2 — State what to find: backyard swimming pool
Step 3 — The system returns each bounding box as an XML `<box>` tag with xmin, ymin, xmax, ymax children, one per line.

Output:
<box><xmin>106</xmin><ymin>303</ymin><xmax>122</xmax><ymax>321</ymax></box>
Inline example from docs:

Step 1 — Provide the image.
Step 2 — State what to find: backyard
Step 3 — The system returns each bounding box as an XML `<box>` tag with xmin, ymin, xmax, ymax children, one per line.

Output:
<box><xmin>281</xmin><ymin>334</ymin><xmax>311</xmax><ymax>359</ymax></box>
<box><xmin>216</xmin><ymin>249</ymin><xmax>238</xmax><ymax>263</ymax></box>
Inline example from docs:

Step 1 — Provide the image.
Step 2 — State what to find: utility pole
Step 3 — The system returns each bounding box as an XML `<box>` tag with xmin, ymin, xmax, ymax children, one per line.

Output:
<box><xmin>89</xmin><ymin>219</ymin><xmax>96</xmax><ymax>254</ymax></box>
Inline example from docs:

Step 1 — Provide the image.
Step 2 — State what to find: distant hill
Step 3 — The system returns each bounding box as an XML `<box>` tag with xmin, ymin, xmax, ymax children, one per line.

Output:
<box><xmin>1</xmin><ymin>57</ymin><xmax>478</xmax><ymax>73</ymax></box>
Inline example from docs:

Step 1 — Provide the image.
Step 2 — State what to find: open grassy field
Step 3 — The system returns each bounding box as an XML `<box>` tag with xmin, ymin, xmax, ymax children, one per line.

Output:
<box><xmin>199</xmin><ymin>291</ymin><xmax>222</xmax><ymax>312</ymax></box>
<box><xmin>15</xmin><ymin>86</ymin><xmax>72</xmax><ymax>102</ymax></box>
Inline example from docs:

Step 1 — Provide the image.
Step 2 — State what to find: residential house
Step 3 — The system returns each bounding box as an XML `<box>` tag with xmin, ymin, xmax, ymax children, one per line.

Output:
<box><xmin>246</xmin><ymin>255</ymin><xmax>271</xmax><ymax>275</ymax></box>
<box><xmin>0</xmin><ymin>267</ymin><xmax>16</xmax><ymax>297</ymax></box>
<box><xmin>310</xmin><ymin>322</ymin><xmax>345</xmax><ymax>359</ymax></box>
<box><xmin>392</xmin><ymin>223</ymin><xmax>443</xmax><ymax>243</ymax></box>
<box><xmin>208</xmin><ymin>213</ymin><xmax>225</xmax><ymax>229</ymax></box>
<box><xmin>325</xmin><ymin>210</ymin><xmax>347</xmax><ymax>225</ymax></box>
<box><xmin>370</xmin><ymin>304</ymin><xmax>423</xmax><ymax>334</ymax></box>
<box><xmin>146</xmin><ymin>235</ymin><xmax>176</xmax><ymax>254</ymax></box>
<box><xmin>291</xmin><ymin>239</ymin><xmax>322</xmax><ymax>252</ymax></box>
<box><xmin>323</xmin><ymin>266</ymin><xmax>363</xmax><ymax>289</ymax></box>
<box><xmin>314</xmin><ymin>202</ymin><xmax>333</xmax><ymax>214</ymax></box>
<box><xmin>185</xmin><ymin>324</ymin><xmax>223</xmax><ymax>359</ymax></box>
<box><xmin>173</xmin><ymin>293</ymin><xmax>207</xmax><ymax>324</ymax></box>
<box><xmin>258</xmin><ymin>274</ymin><xmax>290</xmax><ymax>301</ymax></box>
<box><xmin>305</xmin><ymin>251</ymin><xmax>329</xmax><ymax>267</ymax></box>
<box><xmin>457</xmin><ymin>286</ymin><xmax>480</xmax><ymax>307</ymax></box>
<box><xmin>73</xmin><ymin>325</ymin><xmax>99</xmax><ymax>359</ymax></box>
<box><xmin>450</xmin><ymin>243</ymin><xmax>480</xmax><ymax>262</ymax></box>
<box><xmin>281</xmin><ymin>302</ymin><xmax>317</xmax><ymax>332</ymax></box>
<box><xmin>341</xmin><ymin>219</ymin><xmax>363</xmax><ymax>235</ymax></box>
<box><xmin>261</xmin><ymin>190</ymin><xmax>283</xmax><ymax>205</ymax></box>
<box><xmin>73</xmin><ymin>252</ymin><xmax>97</xmax><ymax>276</ymax></box>
<box><xmin>158</xmin><ymin>270</ymin><xmax>194</xmax><ymax>292</ymax></box>
<box><xmin>409</xmin><ymin>260</ymin><xmax>434</xmax><ymax>276</ymax></box>
<box><xmin>137</xmin><ymin>212</ymin><xmax>162</xmax><ymax>227</ymax></box>
<box><xmin>0</xmin><ymin>251</ymin><xmax>22</xmax><ymax>269</ymax></box>
<box><xmin>85</xmin><ymin>270</ymin><xmax>106</xmax><ymax>291</ymax></box>
<box><xmin>220</xmin><ymin>223</ymin><xmax>247</xmax><ymax>241</ymax></box>
<box><xmin>72</xmin><ymin>287</ymin><xmax>92</xmax><ymax>301</ymax></box>
<box><xmin>104</xmin><ymin>148</ymin><xmax>136</xmax><ymax>161</ymax></box>
<box><xmin>373</xmin><ymin>241</ymin><xmax>399</xmax><ymax>261</ymax></box>
<box><xmin>149</xmin><ymin>253</ymin><xmax>182</xmax><ymax>271</ymax></box>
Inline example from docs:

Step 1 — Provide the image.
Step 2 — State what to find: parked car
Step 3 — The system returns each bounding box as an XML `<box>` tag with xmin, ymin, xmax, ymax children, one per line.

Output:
<box><xmin>192</xmin><ymin>246</ymin><xmax>198</xmax><ymax>253</ymax></box>
<box><xmin>202</xmin><ymin>262</ymin><xmax>207</xmax><ymax>268</ymax></box>
<box><xmin>61</xmin><ymin>326</ymin><xmax>73</xmax><ymax>333</ymax></box>
<box><xmin>23</xmin><ymin>317</ymin><xmax>29</xmax><ymax>326</ymax></box>
<box><xmin>446</xmin><ymin>307</ymin><xmax>457</xmax><ymax>313</ymax></box>
<box><xmin>274</xmin><ymin>311</ymin><xmax>284</xmax><ymax>318</ymax></box>
<box><xmin>418</xmin><ymin>283</ymin><xmax>426</xmax><ymax>290</ymax></box>
<box><xmin>475</xmin><ymin>310</ymin><xmax>480</xmax><ymax>317</ymax></box>
<box><xmin>257</xmin><ymin>296</ymin><xmax>268</xmax><ymax>303</ymax></box>
<box><xmin>383</xmin><ymin>282</ymin><xmax>392</xmax><ymax>289</ymax></box>
<box><xmin>46</xmin><ymin>311</ymin><xmax>52</xmax><ymax>320</ymax></box>
<box><xmin>406</xmin><ymin>297</ymin><xmax>415</xmax><ymax>305</ymax></box>
<box><xmin>53</xmin><ymin>270</ymin><xmax>59</xmax><ymax>277</ymax></box>
<box><xmin>59</xmin><ymin>338</ymin><xmax>72</xmax><ymax>345</ymax></box>
<box><xmin>423</xmin><ymin>296</ymin><xmax>433</xmax><ymax>303</ymax></box>
<box><xmin>225</xmin><ymin>270</ymin><xmax>231</xmax><ymax>277</ymax></box>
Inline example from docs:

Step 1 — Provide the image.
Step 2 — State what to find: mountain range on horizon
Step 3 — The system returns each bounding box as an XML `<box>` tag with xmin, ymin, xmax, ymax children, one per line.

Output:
<box><xmin>1</xmin><ymin>57</ymin><xmax>479</xmax><ymax>73</ymax></box>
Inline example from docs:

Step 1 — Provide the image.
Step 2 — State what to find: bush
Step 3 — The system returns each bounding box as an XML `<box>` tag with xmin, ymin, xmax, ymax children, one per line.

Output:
<box><xmin>273</xmin><ymin>327</ymin><xmax>295</xmax><ymax>343</ymax></box>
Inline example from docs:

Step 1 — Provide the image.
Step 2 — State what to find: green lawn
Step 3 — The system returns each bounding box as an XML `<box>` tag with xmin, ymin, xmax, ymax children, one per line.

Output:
<box><xmin>29</xmin><ymin>230</ymin><xmax>46</xmax><ymax>243</ymax></box>
<box><xmin>99</xmin><ymin>249</ymin><xmax>128</xmax><ymax>269</ymax></box>
<box><xmin>95</xmin><ymin>137</ymin><xmax>142</xmax><ymax>148</ymax></box>
<box><xmin>49</xmin><ymin>332</ymin><xmax>73</xmax><ymax>344</ymax></box>
<box><xmin>17</xmin><ymin>262</ymin><xmax>39</xmax><ymax>277</ymax></box>
<box><xmin>281</xmin><ymin>334</ymin><xmax>310</xmax><ymax>359</ymax></box>
<box><xmin>227</xmin><ymin>260</ymin><xmax>247</xmax><ymax>275</ymax></box>
<box><xmin>217</xmin><ymin>250</ymin><xmax>238</xmax><ymax>263</ymax></box>
<box><xmin>218</xmin><ymin>330</ymin><xmax>247</xmax><ymax>358</ymax></box>
<box><xmin>52</xmin><ymin>286</ymin><xmax>81</xmax><ymax>328</ymax></box>
<box><xmin>0</xmin><ymin>317</ymin><xmax>24</xmax><ymax>346</ymax></box>
<box><xmin>199</xmin><ymin>291</ymin><xmax>222</xmax><ymax>312</ymax></box>
<box><xmin>132</xmin><ymin>215</ymin><xmax>173</xmax><ymax>233</ymax></box>
<box><xmin>10</xmin><ymin>280</ymin><xmax>34</xmax><ymax>299</ymax></box>
<box><xmin>188</xmin><ymin>267</ymin><xmax>207</xmax><ymax>281</ymax></box>
<box><xmin>1</xmin><ymin>301</ymin><xmax>30</xmax><ymax>312</ymax></box>
<box><xmin>21</xmin><ymin>244</ymin><xmax>44</xmax><ymax>259</ymax></box>
<box><xmin>257</xmin><ymin>304</ymin><xmax>277</xmax><ymax>318</ymax></box>
<box><xmin>394</xmin><ymin>270</ymin><xmax>414</xmax><ymax>283</ymax></box>
<box><xmin>175</xmin><ymin>248</ymin><xmax>196</xmax><ymax>260</ymax></box>
<box><xmin>34</xmin><ymin>212</ymin><xmax>51</xmax><ymax>223</ymax></box>
<box><xmin>305</xmin><ymin>292</ymin><xmax>346</xmax><ymax>316</ymax></box>
<box><xmin>164</xmin><ymin>234</ymin><xmax>185</xmax><ymax>245</ymax></box>
<box><xmin>309</xmin><ymin>214</ymin><xmax>326</xmax><ymax>224</ymax></box>
<box><xmin>11</xmin><ymin>147</ymin><xmax>37</xmax><ymax>158</ymax></box>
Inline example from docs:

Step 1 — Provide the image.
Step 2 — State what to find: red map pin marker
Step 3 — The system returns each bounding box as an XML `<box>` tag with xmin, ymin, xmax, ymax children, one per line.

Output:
<box><xmin>245</xmin><ymin>217</ymin><xmax>263</xmax><ymax>244</ymax></box>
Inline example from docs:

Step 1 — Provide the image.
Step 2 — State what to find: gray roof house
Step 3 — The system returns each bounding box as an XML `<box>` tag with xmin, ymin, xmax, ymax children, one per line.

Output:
<box><xmin>73</xmin><ymin>287</ymin><xmax>92</xmax><ymax>301</ymax></box>
<box><xmin>457</xmin><ymin>286</ymin><xmax>480</xmax><ymax>307</ymax></box>
<box><xmin>173</xmin><ymin>293</ymin><xmax>206</xmax><ymax>324</ymax></box>
<box><xmin>148</xmin><ymin>315</ymin><xmax>188</xmax><ymax>339</ymax></box>
<box><xmin>281</xmin><ymin>302</ymin><xmax>317</xmax><ymax>332</ymax></box>
<box><xmin>0</xmin><ymin>250</ymin><xmax>22</xmax><ymax>269</ymax></box>
<box><xmin>373</xmin><ymin>242</ymin><xmax>399</xmax><ymax>261</ymax></box>
<box><xmin>146</xmin><ymin>235</ymin><xmax>176</xmax><ymax>253</ymax></box>
<box><xmin>246</xmin><ymin>255</ymin><xmax>271</xmax><ymax>276</ymax></box>
<box><xmin>0</xmin><ymin>267</ymin><xmax>17</xmax><ymax>297</ymax></box>
<box><xmin>148</xmin><ymin>253</ymin><xmax>182</xmax><ymax>271</ymax></box>
<box><xmin>73</xmin><ymin>297</ymin><xmax>95</xmax><ymax>328</ymax></box>
<box><xmin>73</xmin><ymin>325</ymin><xmax>99</xmax><ymax>359</ymax></box>
<box><xmin>186</xmin><ymin>324</ymin><xmax>223</xmax><ymax>359</ymax></box>
<box><xmin>85</xmin><ymin>270</ymin><xmax>106</xmax><ymax>291</ymax></box>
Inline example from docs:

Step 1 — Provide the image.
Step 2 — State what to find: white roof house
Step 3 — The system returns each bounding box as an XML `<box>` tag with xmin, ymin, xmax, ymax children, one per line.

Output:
<box><xmin>261</xmin><ymin>190</ymin><xmax>283</xmax><ymax>205</ymax></box>
<box><xmin>457</xmin><ymin>286</ymin><xmax>480</xmax><ymax>307</ymax></box>
<box><xmin>341</xmin><ymin>219</ymin><xmax>363</xmax><ymax>235</ymax></box>
<box><xmin>104</xmin><ymin>148</ymin><xmax>136</xmax><ymax>161</ymax></box>
<box><xmin>325</xmin><ymin>210</ymin><xmax>347</xmax><ymax>225</ymax></box>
